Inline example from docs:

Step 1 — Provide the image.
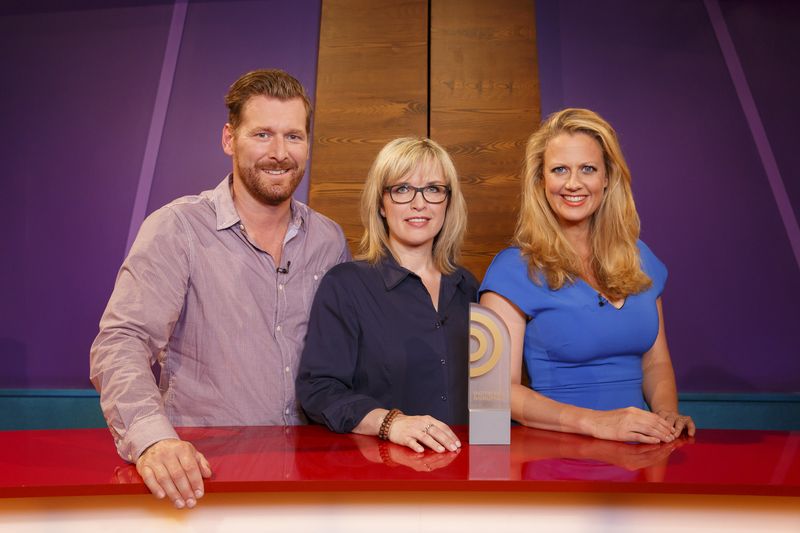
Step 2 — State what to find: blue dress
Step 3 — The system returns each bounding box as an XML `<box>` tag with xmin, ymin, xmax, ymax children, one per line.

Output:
<box><xmin>479</xmin><ymin>241</ymin><xmax>667</xmax><ymax>411</ymax></box>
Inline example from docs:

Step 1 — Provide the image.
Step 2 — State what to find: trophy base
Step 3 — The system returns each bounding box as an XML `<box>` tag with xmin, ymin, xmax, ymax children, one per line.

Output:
<box><xmin>469</xmin><ymin>408</ymin><xmax>510</xmax><ymax>445</ymax></box>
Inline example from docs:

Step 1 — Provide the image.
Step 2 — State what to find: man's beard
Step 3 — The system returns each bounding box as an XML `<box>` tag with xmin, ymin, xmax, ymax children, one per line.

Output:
<box><xmin>238</xmin><ymin>162</ymin><xmax>304</xmax><ymax>206</ymax></box>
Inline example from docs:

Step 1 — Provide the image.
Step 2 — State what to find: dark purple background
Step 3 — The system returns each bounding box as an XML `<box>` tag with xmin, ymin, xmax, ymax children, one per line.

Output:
<box><xmin>2</xmin><ymin>0</ymin><xmax>797</xmax><ymax>393</ymax></box>
<box><xmin>0</xmin><ymin>0</ymin><xmax>321</xmax><ymax>388</ymax></box>
<box><xmin>536</xmin><ymin>0</ymin><xmax>800</xmax><ymax>392</ymax></box>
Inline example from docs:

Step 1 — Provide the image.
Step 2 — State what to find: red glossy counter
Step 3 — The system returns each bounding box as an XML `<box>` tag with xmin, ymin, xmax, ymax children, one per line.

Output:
<box><xmin>2</xmin><ymin>425</ymin><xmax>799</xmax><ymax>498</ymax></box>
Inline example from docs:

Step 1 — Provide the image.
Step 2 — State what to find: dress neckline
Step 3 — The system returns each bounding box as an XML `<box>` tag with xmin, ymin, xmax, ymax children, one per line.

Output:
<box><xmin>577</xmin><ymin>278</ymin><xmax>626</xmax><ymax>310</ymax></box>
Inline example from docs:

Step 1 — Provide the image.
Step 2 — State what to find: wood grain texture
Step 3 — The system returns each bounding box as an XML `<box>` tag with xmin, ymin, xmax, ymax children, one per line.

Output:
<box><xmin>430</xmin><ymin>0</ymin><xmax>540</xmax><ymax>278</ymax></box>
<box><xmin>309</xmin><ymin>0</ymin><xmax>429</xmax><ymax>251</ymax></box>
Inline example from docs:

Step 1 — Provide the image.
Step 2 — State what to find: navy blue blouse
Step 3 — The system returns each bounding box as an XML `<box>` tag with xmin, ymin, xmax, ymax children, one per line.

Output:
<box><xmin>296</xmin><ymin>254</ymin><xmax>478</xmax><ymax>433</ymax></box>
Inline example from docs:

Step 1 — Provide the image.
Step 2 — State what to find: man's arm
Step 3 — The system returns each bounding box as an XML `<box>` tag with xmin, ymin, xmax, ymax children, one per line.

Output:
<box><xmin>89</xmin><ymin>206</ymin><xmax>211</xmax><ymax>508</ymax></box>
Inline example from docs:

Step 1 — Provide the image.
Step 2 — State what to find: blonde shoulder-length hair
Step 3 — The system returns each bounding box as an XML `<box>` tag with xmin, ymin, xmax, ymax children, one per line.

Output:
<box><xmin>358</xmin><ymin>137</ymin><xmax>467</xmax><ymax>274</ymax></box>
<box><xmin>515</xmin><ymin>108</ymin><xmax>651</xmax><ymax>300</ymax></box>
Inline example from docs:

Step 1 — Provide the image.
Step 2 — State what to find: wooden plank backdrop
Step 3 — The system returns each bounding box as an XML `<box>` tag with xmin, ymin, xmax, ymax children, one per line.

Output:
<box><xmin>310</xmin><ymin>0</ymin><xmax>539</xmax><ymax>278</ymax></box>
<box><xmin>309</xmin><ymin>0</ymin><xmax>429</xmax><ymax>252</ymax></box>
<box><xmin>430</xmin><ymin>0</ymin><xmax>540</xmax><ymax>278</ymax></box>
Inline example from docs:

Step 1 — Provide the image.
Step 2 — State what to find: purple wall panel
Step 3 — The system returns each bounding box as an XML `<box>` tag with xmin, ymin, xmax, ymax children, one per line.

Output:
<box><xmin>0</xmin><ymin>4</ymin><xmax>173</xmax><ymax>387</ymax></box>
<box><xmin>719</xmin><ymin>0</ymin><xmax>800</xmax><ymax>225</ymax></box>
<box><xmin>4</xmin><ymin>0</ymin><xmax>796</xmax><ymax>393</ymax></box>
<box><xmin>1</xmin><ymin>0</ymin><xmax>320</xmax><ymax>389</ymax></box>
<box><xmin>536</xmin><ymin>0</ymin><xmax>800</xmax><ymax>392</ymax></box>
<box><xmin>147</xmin><ymin>0</ymin><xmax>321</xmax><ymax>212</ymax></box>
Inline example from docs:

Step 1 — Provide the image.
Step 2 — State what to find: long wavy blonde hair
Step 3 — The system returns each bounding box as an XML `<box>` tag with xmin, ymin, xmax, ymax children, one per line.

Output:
<box><xmin>358</xmin><ymin>137</ymin><xmax>467</xmax><ymax>274</ymax></box>
<box><xmin>515</xmin><ymin>108</ymin><xmax>651</xmax><ymax>299</ymax></box>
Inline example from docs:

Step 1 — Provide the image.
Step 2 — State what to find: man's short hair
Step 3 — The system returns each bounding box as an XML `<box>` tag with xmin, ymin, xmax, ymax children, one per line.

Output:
<box><xmin>225</xmin><ymin>69</ymin><xmax>313</xmax><ymax>133</ymax></box>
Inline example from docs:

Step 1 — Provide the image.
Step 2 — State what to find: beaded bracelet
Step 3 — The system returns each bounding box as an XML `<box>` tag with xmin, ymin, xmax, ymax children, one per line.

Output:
<box><xmin>378</xmin><ymin>442</ymin><xmax>397</xmax><ymax>467</ymax></box>
<box><xmin>378</xmin><ymin>408</ymin><xmax>402</xmax><ymax>440</ymax></box>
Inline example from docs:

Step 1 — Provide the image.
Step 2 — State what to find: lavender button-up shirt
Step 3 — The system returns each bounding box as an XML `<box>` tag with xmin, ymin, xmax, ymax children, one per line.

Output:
<box><xmin>90</xmin><ymin>176</ymin><xmax>349</xmax><ymax>461</ymax></box>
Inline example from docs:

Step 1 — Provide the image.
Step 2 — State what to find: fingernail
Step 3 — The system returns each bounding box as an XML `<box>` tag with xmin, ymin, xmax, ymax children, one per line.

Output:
<box><xmin>186</xmin><ymin>498</ymin><xmax>196</xmax><ymax>508</ymax></box>
<box><xmin>449</xmin><ymin>444</ymin><xmax>457</xmax><ymax>451</ymax></box>
<box><xmin>156</xmin><ymin>491</ymin><xmax>166</xmax><ymax>499</ymax></box>
<box><xmin>174</xmin><ymin>499</ymin><xmax>185</xmax><ymax>509</ymax></box>
<box><xmin>455</xmin><ymin>440</ymin><xmax>462</xmax><ymax>448</ymax></box>
<box><xmin>437</xmin><ymin>446</ymin><xmax>444</xmax><ymax>452</ymax></box>
<box><xmin>195</xmin><ymin>489</ymin><xmax>203</xmax><ymax>498</ymax></box>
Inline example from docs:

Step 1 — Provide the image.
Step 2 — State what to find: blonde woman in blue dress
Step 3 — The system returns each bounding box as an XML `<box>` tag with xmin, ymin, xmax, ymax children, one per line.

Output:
<box><xmin>480</xmin><ymin>109</ymin><xmax>695</xmax><ymax>444</ymax></box>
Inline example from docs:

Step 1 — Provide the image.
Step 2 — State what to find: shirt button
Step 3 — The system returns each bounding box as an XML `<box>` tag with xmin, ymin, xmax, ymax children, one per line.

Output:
<box><xmin>238</xmin><ymin>223</ymin><xmax>245</xmax><ymax>231</ymax></box>
<box><xmin>314</xmin><ymin>274</ymin><xmax>319</xmax><ymax>281</ymax></box>
<box><xmin>440</xmin><ymin>359</ymin><xmax>446</xmax><ymax>365</ymax></box>
<box><xmin>278</xmin><ymin>284</ymin><xmax>284</xmax><ymax>291</ymax></box>
<box><xmin>285</xmin><ymin>408</ymin><xmax>290</xmax><ymax>415</ymax></box>
<box><xmin>441</xmin><ymin>394</ymin><xmax>447</xmax><ymax>401</ymax></box>
<box><xmin>434</xmin><ymin>321</ymin><xmax>441</xmax><ymax>329</ymax></box>
<box><xmin>285</xmin><ymin>366</ymin><xmax>291</xmax><ymax>373</ymax></box>
<box><xmin>276</xmin><ymin>325</ymin><xmax>282</xmax><ymax>332</ymax></box>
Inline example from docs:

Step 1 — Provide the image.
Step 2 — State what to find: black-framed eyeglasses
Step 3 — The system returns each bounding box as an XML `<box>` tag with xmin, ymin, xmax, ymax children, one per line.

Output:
<box><xmin>384</xmin><ymin>184</ymin><xmax>451</xmax><ymax>204</ymax></box>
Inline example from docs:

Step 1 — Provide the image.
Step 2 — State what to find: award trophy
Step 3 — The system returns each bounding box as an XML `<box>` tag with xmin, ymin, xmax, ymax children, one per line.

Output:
<box><xmin>468</xmin><ymin>302</ymin><xmax>510</xmax><ymax>445</ymax></box>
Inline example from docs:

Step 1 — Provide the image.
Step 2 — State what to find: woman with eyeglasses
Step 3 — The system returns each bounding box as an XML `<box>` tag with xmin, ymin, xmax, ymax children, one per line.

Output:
<box><xmin>297</xmin><ymin>137</ymin><xmax>477</xmax><ymax>453</ymax></box>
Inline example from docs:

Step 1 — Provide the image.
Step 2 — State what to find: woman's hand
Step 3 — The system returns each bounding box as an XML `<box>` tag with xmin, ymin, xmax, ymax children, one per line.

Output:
<box><xmin>578</xmin><ymin>439</ymin><xmax>680</xmax><ymax>472</ymax></box>
<box><xmin>656</xmin><ymin>410</ymin><xmax>696</xmax><ymax>437</ymax></box>
<box><xmin>349</xmin><ymin>433</ymin><xmax>460</xmax><ymax>471</ymax></box>
<box><xmin>380</xmin><ymin>442</ymin><xmax>460</xmax><ymax>472</ymax></box>
<box><xmin>388</xmin><ymin>414</ymin><xmax>461</xmax><ymax>453</ymax></box>
<box><xmin>588</xmin><ymin>407</ymin><xmax>677</xmax><ymax>444</ymax></box>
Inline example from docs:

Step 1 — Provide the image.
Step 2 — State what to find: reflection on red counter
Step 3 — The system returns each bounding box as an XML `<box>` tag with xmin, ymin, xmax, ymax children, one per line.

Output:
<box><xmin>1</xmin><ymin>425</ymin><xmax>798</xmax><ymax>497</ymax></box>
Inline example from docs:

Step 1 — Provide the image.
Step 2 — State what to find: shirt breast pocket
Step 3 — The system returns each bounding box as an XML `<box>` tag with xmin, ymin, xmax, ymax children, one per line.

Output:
<box><xmin>297</xmin><ymin>267</ymin><xmax>328</xmax><ymax>320</ymax></box>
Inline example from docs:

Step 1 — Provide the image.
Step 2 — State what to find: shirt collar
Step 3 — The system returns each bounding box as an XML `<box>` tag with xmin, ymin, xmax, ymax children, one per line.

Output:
<box><xmin>376</xmin><ymin>250</ymin><xmax>467</xmax><ymax>292</ymax></box>
<box><xmin>211</xmin><ymin>174</ymin><xmax>306</xmax><ymax>233</ymax></box>
<box><xmin>376</xmin><ymin>251</ymin><xmax>412</xmax><ymax>290</ymax></box>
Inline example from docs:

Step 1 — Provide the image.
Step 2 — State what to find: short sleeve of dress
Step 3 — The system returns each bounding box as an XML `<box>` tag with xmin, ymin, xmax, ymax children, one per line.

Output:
<box><xmin>638</xmin><ymin>240</ymin><xmax>668</xmax><ymax>297</ymax></box>
<box><xmin>479</xmin><ymin>247</ymin><xmax>543</xmax><ymax>319</ymax></box>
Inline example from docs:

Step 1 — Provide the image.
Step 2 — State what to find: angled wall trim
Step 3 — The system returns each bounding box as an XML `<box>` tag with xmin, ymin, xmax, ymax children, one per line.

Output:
<box><xmin>705</xmin><ymin>0</ymin><xmax>800</xmax><ymax>273</ymax></box>
<box><xmin>125</xmin><ymin>0</ymin><xmax>188</xmax><ymax>255</ymax></box>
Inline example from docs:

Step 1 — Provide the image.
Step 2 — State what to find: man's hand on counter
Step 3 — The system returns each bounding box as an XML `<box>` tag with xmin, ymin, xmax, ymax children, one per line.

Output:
<box><xmin>136</xmin><ymin>438</ymin><xmax>213</xmax><ymax>509</ymax></box>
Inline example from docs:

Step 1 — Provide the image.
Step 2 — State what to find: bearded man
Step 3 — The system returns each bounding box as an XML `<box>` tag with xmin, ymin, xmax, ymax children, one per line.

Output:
<box><xmin>90</xmin><ymin>70</ymin><xmax>348</xmax><ymax>508</ymax></box>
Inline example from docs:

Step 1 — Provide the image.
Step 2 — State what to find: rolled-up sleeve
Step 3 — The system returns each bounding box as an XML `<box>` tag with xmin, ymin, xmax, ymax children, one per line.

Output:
<box><xmin>89</xmin><ymin>206</ymin><xmax>188</xmax><ymax>461</ymax></box>
<box><xmin>296</xmin><ymin>266</ymin><xmax>381</xmax><ymax>433</ymax></box>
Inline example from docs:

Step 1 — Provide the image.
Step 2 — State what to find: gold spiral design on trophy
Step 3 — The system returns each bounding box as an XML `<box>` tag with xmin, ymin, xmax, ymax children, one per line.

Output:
<box><xmin>469</xmin><ymin>311</ymin><xmax>504</xmax><ymax>377</ymax></box>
